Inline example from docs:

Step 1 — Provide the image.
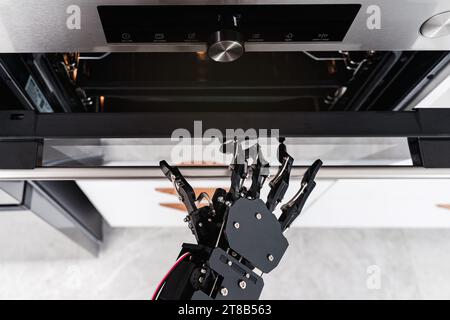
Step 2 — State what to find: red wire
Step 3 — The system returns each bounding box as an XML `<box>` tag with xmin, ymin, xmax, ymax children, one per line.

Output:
<box><xmin>151</xmin><ymin>252</ymin><xmax>191</xmax><ymax>300</ymax></box>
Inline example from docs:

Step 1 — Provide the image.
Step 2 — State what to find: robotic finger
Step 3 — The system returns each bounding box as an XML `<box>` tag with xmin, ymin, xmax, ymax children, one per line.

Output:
<box><xmin>247</xmin><ymin>144</ymin><xmax>270</xmax><ymax>200</ymax></box>
<box><xmin>160</xmin><ymin>160</ymin><xmax>197</xmax><ymax>213</ymax></box>
<box><xmin>227</xmin><ymin>139</ymin><xmax>249</xmax><ymax>201</ymax></box>
<box><xmin>266</xmin><ymin>139</ymin><xmax>294</xmax><ymax>212</ymax></box>
<box><xmin>278</xmin><ymin>159</ymin><xmax>323</xmax><ymax>232</ymax></box>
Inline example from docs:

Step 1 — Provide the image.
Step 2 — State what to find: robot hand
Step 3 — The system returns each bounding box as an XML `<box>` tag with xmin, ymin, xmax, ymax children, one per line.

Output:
<box><xmin>153</xmin><ymin>140</ymin><xmax>322</xmax><ymax>300</ymax></box>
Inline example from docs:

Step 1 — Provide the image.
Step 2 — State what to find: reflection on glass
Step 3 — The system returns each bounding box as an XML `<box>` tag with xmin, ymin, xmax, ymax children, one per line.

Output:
<box><xmin>42</xmin><ymin>137</ymin><xmax>412</xmax><ymax>167</ymax></box>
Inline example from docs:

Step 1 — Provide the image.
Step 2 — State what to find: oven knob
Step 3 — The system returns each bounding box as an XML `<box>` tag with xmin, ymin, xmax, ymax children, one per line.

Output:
<box><xmin>421</xmin><ymin>11</ymin><xmax>450</xmax><ymax>38</ymax></box>
<box><xmin>207</xmin><ymin>30</ymin><xmax>245</xmax><ymax>63</ymax></box>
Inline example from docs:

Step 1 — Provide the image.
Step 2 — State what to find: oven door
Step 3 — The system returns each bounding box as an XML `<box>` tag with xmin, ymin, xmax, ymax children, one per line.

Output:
<box><xmin>1</xmin><ymin>50</ymin><xmax>450</xmax><ymax>171</ymax></box>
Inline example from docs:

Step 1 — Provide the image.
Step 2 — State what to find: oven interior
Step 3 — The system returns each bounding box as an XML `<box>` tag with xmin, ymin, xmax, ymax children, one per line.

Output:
<box><xmin>0</xmin><ymin>51</ymin><xmax>447</xmax><ymax>114</ymax></box>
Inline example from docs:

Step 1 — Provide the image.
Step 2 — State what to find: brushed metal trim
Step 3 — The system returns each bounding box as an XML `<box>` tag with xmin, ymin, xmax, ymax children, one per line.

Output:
<box><xmin>1</xmin><ymin>167</ymin><xmax>450</xmax><ymax>180</ymax></box>
<box><xmin>1</xmin><ymin>0</ymin><xmax>450</xmax><ymax>52</ymax></box>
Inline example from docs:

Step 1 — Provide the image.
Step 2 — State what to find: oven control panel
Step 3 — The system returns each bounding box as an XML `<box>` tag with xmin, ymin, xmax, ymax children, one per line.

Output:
<box><xmin>98</xmin><ymin>5</ymin><xmax>361</xmax><ymax>44</ymax></box>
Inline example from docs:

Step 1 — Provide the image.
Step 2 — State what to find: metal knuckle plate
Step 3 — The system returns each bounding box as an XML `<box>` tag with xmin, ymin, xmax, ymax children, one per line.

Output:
<box><xmin>225</xmin><ymin>198</ymin><xmax>288</xmax><ymax>273</ymax></box>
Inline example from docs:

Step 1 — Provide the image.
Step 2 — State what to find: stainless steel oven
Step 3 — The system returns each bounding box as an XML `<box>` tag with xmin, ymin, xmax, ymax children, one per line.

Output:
<box><xmin>1</xmin><ymin>1</ymin><xmax>450</xmax><ymax>250</ymax></box>
<box><xmin>1</xmin><ymin>0</ymin><xmax>450</xmax><ymax>53</ymax></box>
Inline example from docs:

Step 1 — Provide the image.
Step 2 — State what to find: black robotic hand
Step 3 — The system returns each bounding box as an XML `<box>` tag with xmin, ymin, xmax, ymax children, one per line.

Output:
<box><xmin>153</xmin><ymin>141</ymin><xmax>322</xmax><ymax>300</ymax></box>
